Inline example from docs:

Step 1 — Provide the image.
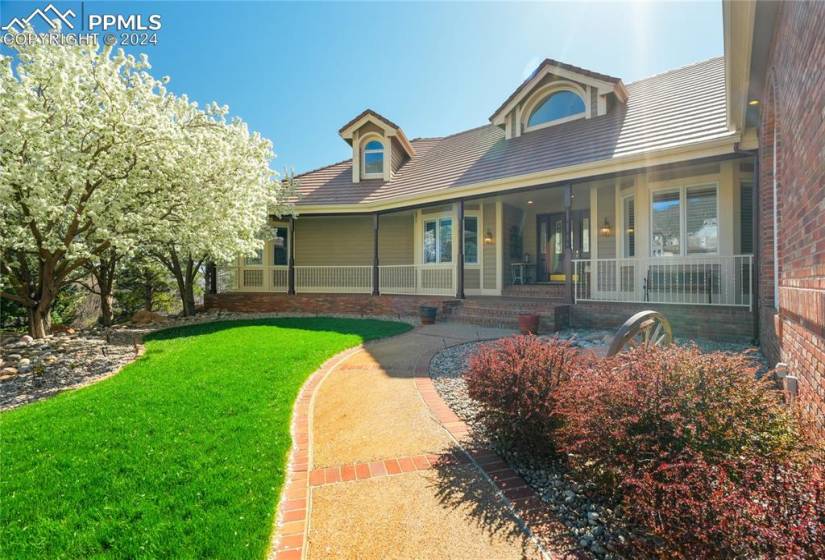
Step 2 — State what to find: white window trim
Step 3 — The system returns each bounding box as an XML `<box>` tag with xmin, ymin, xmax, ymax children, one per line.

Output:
<box><xmin>522</xmin><ymin>82</ymin><xmax>588</xmax><ymax>133</ymax></box>
<box><xmin>649</xmin><ymin>182</ymin><xmax>720</xmax><ymax>257</ymax></box>
<box><xmin>361</xmin><ymin>135</ymin><xmax>384</xmax><ymax>180</ymax></box>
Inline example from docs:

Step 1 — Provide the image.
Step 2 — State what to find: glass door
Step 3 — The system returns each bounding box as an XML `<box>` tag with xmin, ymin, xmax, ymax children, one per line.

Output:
<box><xmin>537</xmin><ymin>211</ymin><xmax>590</xmax><ymax>282</ymax></box>
<box><xmin>536</xmin><ymin>213</ymin><xmax>566</xmax><ymax>282</ymax></box>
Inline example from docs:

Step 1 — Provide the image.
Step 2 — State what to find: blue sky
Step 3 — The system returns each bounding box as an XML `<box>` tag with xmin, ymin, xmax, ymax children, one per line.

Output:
<box><xmin>1</xmin><ymin>1</ymin><xmax>723</xmax><ymax>175</ymax></box>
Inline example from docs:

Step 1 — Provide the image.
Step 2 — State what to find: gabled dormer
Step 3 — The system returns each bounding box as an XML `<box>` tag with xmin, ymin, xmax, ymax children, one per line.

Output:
<box><xmin>490</xmin><ymin>59</ymin><xmax>629</xmax><ymax>139</ymax></box>
<box><xmin>339</xmin><ymin>109</ymin><xmax>416</xmax><ymax>183</ymax></box>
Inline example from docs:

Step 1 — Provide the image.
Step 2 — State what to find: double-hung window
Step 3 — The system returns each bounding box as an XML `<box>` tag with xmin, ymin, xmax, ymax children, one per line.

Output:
<box><xmin>272</xmin><ymin>226</ymin><xmax>288</xmax><ymax>266</ymax></box>
<box><xmin>424</xmin><ymin>216</ymin><xmax>479</xmax><ymax>264</ymax></box>
<box><xmin>623</xmin><ymin>195</ymin><xmax>635</xmax><ymax>258</ymax></box>
<box><xmin>651</xmin><ymin>184</ymin><xmax>718</xmax><ymax>257</ymax></box>
<box><xmin>424</xmin><ymin>218</ymin><xmax>452</xmax><ymax>263</ymax></box>
<box><xmin>463</xmin><ymin>216</ymin><xmax>479</xmax><ymax>264</ymax></box>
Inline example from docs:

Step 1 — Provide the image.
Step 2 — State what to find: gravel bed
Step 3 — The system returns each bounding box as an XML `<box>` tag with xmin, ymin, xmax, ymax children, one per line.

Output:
<box><xmin>0</xmin><ymin>331</ymin><xmax>139</xmax><ymax>411</ymax></box>
<box><xmin>429</xmin><ymin>329</ymin><xmax>769</xmax><ymax>559</ymax></box>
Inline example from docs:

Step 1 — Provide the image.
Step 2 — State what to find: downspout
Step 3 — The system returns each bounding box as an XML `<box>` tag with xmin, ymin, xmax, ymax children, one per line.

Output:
<box><xmin>751</xmin><ymin>150</ymin><xmax>760</xmax><ymax>345</ymax></box>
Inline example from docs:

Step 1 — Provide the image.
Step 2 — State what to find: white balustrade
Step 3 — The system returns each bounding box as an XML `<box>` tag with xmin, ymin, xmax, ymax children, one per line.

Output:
<box><xmin>573</xmin><ymin>255</ymin><xmax>753</xmax><ymax>308</ymax></box>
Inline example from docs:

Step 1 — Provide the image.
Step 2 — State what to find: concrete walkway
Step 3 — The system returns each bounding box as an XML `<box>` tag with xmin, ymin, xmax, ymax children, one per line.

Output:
<box><xmin>271</xmin><ymin>324</ymin><xmax>549</xmax><ymax>560</ymax></box>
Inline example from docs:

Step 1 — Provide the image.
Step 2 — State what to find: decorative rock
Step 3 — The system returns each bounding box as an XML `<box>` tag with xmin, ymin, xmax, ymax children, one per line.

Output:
<box><xmin>130</xmin><ymin>309</ymin><xmax>168</xmax><ymax>325</ymax></box>
<box><xmin>18</xmin><ymin>358</ymin><xmax>31</xmax><ymax>367</ymax></box>
<box><xmin>8</xmin><ymin>354</ymin><xmax>22</xmax><ymax>361</ymax></box>
<box><xmin>19</xmin><ymin>335</ymin><xmax>34</xmax><ymax>345</ymax></box>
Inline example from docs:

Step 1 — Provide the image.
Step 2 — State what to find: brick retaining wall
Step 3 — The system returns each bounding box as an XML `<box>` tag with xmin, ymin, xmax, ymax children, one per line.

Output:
<box><xmin>204</xmin><ymin>293</ymin><xmax>458</xmax><ymax>319</ymax></box>
<box><xmin>570</xmin><ymin>302</ymin><xmax>753</xmax><ymax>342</ymax></box>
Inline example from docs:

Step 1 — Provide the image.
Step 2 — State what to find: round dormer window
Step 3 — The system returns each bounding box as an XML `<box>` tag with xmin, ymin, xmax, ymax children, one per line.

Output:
<box><xmin>527</xmin><ymin>90</ymin><xmax>586</xmax><ymax>128</ymax></box>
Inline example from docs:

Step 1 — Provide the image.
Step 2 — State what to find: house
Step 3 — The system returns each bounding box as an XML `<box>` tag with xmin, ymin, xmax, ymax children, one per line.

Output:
<box><xmin>724</xmin><ymin>0</ymin><xmax>824</xmax><ymax>421</ymax></box>
<box><xmin>206</xmin><ymin>46</ymin><xmax>763</xmax><ymax>341</ymax></box>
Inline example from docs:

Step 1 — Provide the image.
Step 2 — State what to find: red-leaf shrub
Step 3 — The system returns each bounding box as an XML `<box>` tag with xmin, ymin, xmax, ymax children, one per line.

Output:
<box><xmin>464</xmin><ymin>336</ymin><xmax>583</xmax><ymax>455</ymax></box>
<box><xmin>622</xmin><ymin>453</ymin><xmax>824</xmax><ymax>559</ymax></box>
<box><xmin>554</xmin><ymin>344</ymin><xmax>824</xmax><ymax>558</ymax></box>
<box><xmin>555</xmin><ymin>345</ymin><xmax>798</xmax><ymax>490</ymax></box>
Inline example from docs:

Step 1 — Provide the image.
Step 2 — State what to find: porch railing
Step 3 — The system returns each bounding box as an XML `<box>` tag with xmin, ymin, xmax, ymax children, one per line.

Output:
<box><xmin>294</xmin><ymin>265</ymin><xmax>373</xmax><ymax>293</ymax></box>
<box><xmin>217</xmin><ymin>266</ymin><xmax>288</xmax><ymax>292</ymax></box>
<box><xmin>218</xmin><ymin>264</ymin><xmax>455</xmax><ymax>296</ymax></box>
<box><xmin>378</xmin><ymin>264</ymin><xmax>454</xmax><ymax>296</ymax></box>
<box><xmin>572</xmin><ymin>255</ymin><xmax>753</xmax><ymax>308</ymax></box>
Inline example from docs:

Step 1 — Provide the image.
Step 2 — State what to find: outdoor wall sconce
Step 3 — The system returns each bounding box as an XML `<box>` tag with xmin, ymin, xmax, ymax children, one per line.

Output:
<box><xmin>600</xmin><ymin>217</ymin><xmax>612</xmax><ymax>237</ymax></box>
<box><xmin>484</xmin><ymin>229</ymin><xmax>494</xmax><ymax>244</ymax></box>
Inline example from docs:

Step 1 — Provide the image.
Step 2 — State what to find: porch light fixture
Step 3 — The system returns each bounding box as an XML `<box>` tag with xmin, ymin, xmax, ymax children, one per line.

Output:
<box><xmin>600</xmin><ymin>217</ymin><xmax>612</xmax><ymax>237</ymax></box>
<box><xmin>527</xmin><ymin>200</ymin><xmax>534</xmax><ymax>205</ymax></box>
<box><xmin>484</xmin><ymin>229</ymin><xmax>494</xmax><ymax>244</ymax></box>
<box><xmin>748</xmin><ymin>99</ymin><xmax>760</xmax><ymax>106</ymax></box>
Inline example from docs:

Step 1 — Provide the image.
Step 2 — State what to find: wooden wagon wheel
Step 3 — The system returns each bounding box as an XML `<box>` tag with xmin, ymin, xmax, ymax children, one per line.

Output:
<box><xmin>606</xmin><ymin>310</ymin><xmax>673</xmax><ymax>357</ymax></box>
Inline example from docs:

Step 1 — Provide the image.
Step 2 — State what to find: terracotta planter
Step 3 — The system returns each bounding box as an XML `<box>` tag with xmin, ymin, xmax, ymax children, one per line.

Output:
<box><xmin>419</xmin><ymin>306</ymin><xmax>438</xmax><ymax>325</ymax></box>
<box><xmin>518</xmin><ymin>313</ymin><xmax>540</xmax><ymax>335</ymax></box>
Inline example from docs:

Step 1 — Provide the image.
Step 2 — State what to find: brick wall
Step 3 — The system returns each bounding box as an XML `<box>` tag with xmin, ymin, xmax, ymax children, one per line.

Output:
<box><xmin>757</xmin><ymin>1</ymin><xmax>825</xmax><ymax>422</ymax></box>
<box><xmin>204</xmin><ymin>293</ymin><xmax>458</xmax><ymax>320</ymax></box>
<box><xmin>571</xmin><ymin>302</ymin><xmax>753</xmax><ymax>342</ymax></box>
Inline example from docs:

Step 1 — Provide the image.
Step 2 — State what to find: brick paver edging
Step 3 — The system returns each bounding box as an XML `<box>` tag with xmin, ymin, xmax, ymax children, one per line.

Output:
<box><xmin>267</xmin><ymin>344</ymin><xmax>365</xmax><ymax>560</ymax></box>
<box><xmin>413</xmin><ymin>348</ymin><xmax>556</xmax><ymax>560</ymax></box>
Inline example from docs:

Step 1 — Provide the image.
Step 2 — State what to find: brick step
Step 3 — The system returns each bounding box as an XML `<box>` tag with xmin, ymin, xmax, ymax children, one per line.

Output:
<box><xmin>445</xmin><ymin>314</ymin><xmax>557</xmax><ymax>332</ymax></box>
<box><xmin>503</xmin><ymin>284</ymin><xmax>567</xmax><ymax>298</ymax></box>
<box><xmin>449</xmin><ymin>308</ymin><xmax>558</xmax><ymax>320</ymax></box>
<box><xmin>458</xmin><ymin>302</ymin><xmax>559</xmax><ymax>314</ymax></box>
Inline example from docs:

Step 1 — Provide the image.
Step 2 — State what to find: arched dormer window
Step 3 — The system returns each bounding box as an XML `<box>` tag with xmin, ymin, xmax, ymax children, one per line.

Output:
<box><xmin>362</xmin><ymin>139</ymin><xmax>384</xmax><ymax>178</ymax></box>
<box><xmin>526</xmin><ymin>90</ymin><xmax>586</xmax><ymax>130</ymax></box>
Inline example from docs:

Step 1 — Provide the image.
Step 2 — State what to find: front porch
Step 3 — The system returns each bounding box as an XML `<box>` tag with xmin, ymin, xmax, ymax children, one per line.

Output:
<box><xmin>210</xmin><ymin>158</ymin><xmax>756</xmax><ymax>337</ymax></box>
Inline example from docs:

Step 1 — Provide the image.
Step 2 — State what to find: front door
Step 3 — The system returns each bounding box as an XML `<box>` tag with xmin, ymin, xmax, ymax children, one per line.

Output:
<box><xmin>536</xmin><ymin>211</ymin><xmax>590</xmax><ymax>282</ymax></box>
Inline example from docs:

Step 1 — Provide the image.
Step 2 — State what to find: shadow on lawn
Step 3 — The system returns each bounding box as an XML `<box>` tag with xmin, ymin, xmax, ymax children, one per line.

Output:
<box><xmin>428</xmin><ymin>445</ymin><xmax>584</xmax><ymax>560</ymax></box>
<box><xmin>144</xmin><ymin>316</ymin><xmax>411</xmax><ymax>342</ymax></box>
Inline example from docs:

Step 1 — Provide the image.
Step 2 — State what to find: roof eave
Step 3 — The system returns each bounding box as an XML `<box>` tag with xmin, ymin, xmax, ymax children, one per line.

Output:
<box><xmin>296</xmin><ymin>133</ymin><xmax>740</xmax><ymax>214</ymax></box>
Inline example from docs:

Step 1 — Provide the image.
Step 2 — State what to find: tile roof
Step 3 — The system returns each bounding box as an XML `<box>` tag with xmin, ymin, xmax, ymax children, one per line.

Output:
<box><xmin>294</xmin><ymin>57</ymin><xmax>730</xmax><ymax>208</ymax></box>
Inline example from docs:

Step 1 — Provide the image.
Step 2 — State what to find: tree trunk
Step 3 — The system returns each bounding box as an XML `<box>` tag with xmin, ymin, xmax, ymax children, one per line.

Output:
<box><xmin>99</xmin><ymin>293</ymin><xmax>114</xmax><ymax>326</ymax></box>
<box><xmin>143</xmin><ymin>277</ymin><xmax>154</xmax><ymax>312</ymax></box>
<box><xmin>156</xmin><ymin>248</ymin><xmax>204</xmax><ymax>317</ymax></box>
<box><xmin>28</xmin><ymin>304</ymin><xmax>51</xmax><ymax>338</ymax></box>
<box><xmin>27</xmin><ymin>260</ymin><xmax>58</xmax><ymax>338</ymax></box>
<box><xmin>87</xmin><ymin>250</ymin><xmax>119</xmax><ymax>327</ymax></box>
<box><xmin>182</xmin><ymin>278</ymin><xmax>196</xmax><ymax>316</ymax></box>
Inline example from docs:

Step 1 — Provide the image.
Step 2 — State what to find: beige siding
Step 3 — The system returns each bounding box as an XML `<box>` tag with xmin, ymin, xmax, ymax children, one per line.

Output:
<box><xmin>378</xmin><ymin>214</ymin><xmax>414</xmax><ymax>265</ymax></box>
<box><xmin>466</xmin><ymin>268</ymin><xmax>481</xmax><ymax>290</ymax></box>
<box><xmin>391</xmin><ymin>138</ymin><xmax>407</xmax><ymax>174</ymax></box>
<box><xmin>294</xmin><ymin>217</ymin><xmax>372</xmax><ymax>266</ymax></box>
<box><xmin>596</xmin><ymin>185</ymin><xmax>616</xmax><ymax>258</ymax></box>
<box><xmin>483</xmin><ymin>202</ymin><xmax>497</xmax><ymax>290</ymax></box>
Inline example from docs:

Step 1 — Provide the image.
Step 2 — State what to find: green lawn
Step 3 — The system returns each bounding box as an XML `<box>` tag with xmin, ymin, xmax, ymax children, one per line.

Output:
<box><xmin>0</xmin><ymin>317</ymin><xmax>410</xmax><ymax>559</ymax></box>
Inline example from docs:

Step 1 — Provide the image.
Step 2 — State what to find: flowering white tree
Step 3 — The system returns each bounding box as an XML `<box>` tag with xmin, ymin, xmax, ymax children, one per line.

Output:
<box><xmin>0</xmin><ymin>35</ymin><xmax>292</xmax><ymax>335</ymax></box>
<box><xmin>147</xmin><ymin>97</ymin><xmax>294</xmax><ymax>316</ymax></box>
